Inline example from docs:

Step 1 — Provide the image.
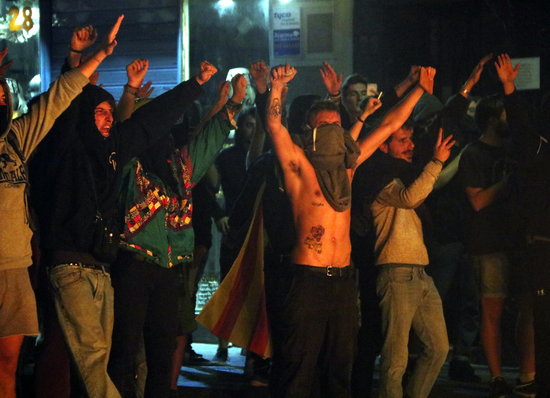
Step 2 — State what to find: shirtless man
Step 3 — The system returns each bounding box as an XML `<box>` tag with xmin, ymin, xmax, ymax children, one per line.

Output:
<box><xmin>266</xmin><ymin>64</ymin><xmax>435</xmax><ymax>397</ymax></box>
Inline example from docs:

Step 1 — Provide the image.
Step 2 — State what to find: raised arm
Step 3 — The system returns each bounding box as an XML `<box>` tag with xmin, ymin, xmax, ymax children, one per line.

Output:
<box><xmin>247</xmin><ymin>60</ymin><xmax>269</xmax><ymax>167</ymax></box>
<box><xmin>320</xmin><ymin>61</ymin><xmax>343</xmax><ymax>98</ymax></box>
<box><xmin>116</xmin><ymin>61</ymin><xmax>217</xmax><ymax>165</ymax></box>
<box><xmin>394</xmin><ymin>65</ymin><xmax>420</xmax><ymax>98</ymax></box>
<box><xmin>378</xmin><ymin>129</ymin><xmax>454</xmax><ymax>208</ymax></box>
<box><xmin>116</xmin><ymin>59</ymin><xmax>150</xmax><ymax>122</ymax></box>
<box><xmin>460</xmin><ymin>53</ymin><xmax>493</xmax><ymax>98</ymax></box>
<box><xmin>349</xmin><ymin>96</ymin><xmax>382</xmax><ymax>140</ymax></box>
<box><xmin>8</xmin><ymin>16</ymin><xmax>122</xmax><ymax>156</ymax></box>
<box><xmin>495</xmin><ymin>53</ymin><xmax>542</xmax><ymax>158</ymax></box>
<box><xmin>355</xmin><ymin>67</ymin><xmax>435</xmax><ymax>166</ymax></box>
<box><xmin>225</xmin><ymin>73</ymin><xmax>248</xmax><ymax>122</ymax></box>
<box><xmin>67</xmin><ymin>25</ymin><xmax>98</xmax><ymax>69</ymax></box>
<box><xmin>188</xmin><ymin>74</ymin><xmax>246</xmax><ymax>183</ymax></box>
<box><xmin>250</xmin><ymin>60</ymin><xmax>270</xmax><ymax>95</ymax></box>
<box><xmin>495</xmin><ymin>53</ymin><xmax>519</xmax><ymax>96</ymax></box>
<box><xmin>77</xmin><ymin>15</ymin><xmax>123</xmax><ymax>79</ymax></box>
<box><xmin>266</xmin><ymin>64</ymin><xmax>304</xmax><ymax>173</ymax></box>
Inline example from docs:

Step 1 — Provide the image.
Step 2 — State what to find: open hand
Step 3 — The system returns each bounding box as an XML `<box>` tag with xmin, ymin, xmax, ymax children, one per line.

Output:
<box><xmin>100</xmin><ymin>15</ymin><xmax>124</xmax><ymax>56</ymax></box>
<box><xmin>320</xmin><ymin>61</ymin><xmax>342</xmax><ymax>96</ymax></box>
<box><xmin>196</xmin><ymin>61</ymin><xmax>218</xmax><ymax>85</ymax></box>
<box><xmin>71</xmin><ymin>25</ymin><xmax>97</xmax><ymax>52</ymax></box>
<box><xmin>136</xmin><ymin>81</ymin><xmax>154</xmax><ymax>98</ymax></box>
<box><xmin>433</xmin><ymin>128</ymin><xmax>456</xmax><ymax>163</ymax></box>
<box><xmin>495</xmin><ymin>53</ymin><xmax>520</xmax><ymax>86</ymax></box>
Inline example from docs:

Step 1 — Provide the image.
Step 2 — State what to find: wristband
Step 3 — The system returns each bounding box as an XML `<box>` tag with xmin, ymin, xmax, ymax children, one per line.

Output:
<box><xmin>69</xmin><ymin>47</ymin><xmax>83</xmax><ymax>54</ymax></box>
<box><xmin>225</xmin><ymin>99</ymin><xmax>243</xmax><ymax>113</ymax></box>
<box><xmin>357</xmin><ymin>115</ymin><xmax>366</xmax><ymax>124</ymax></box>
<box><xmin>431</xmin><ymin>157</ymin><xmax>443</xmax><ymax>166</ymax></box>
<box><xmin>329</xmin><ymin>90</ymin><xmax>341</xmax><ymax>98</ymax></box>
<box><xmin>123</xmin><ymin>84</ymin><xmax>138</xmax><ymax>96</ymax></box>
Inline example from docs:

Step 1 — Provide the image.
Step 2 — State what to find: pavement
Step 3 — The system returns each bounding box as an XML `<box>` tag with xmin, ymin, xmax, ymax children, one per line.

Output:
<box><xmin>177</xmin><ymin>343</ymin><xmax>522</xmax><ymax>398</ymax></box>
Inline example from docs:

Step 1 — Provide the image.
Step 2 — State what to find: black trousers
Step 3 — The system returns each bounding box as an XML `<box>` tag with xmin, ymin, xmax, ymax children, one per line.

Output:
<box><xmin>108</xmin><ymin>251</ymin><xmax>179</xmax><ymax>398</ymax></box>
<box><xmin>270</xmin><ymin>265</ymin><xmax>359</xmax><ymax>398</ymax></box>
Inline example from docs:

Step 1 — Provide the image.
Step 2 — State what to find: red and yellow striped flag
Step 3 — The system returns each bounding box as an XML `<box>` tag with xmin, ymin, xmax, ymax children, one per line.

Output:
<box><xmin>196</xmin><ymin>184</ymin><xmax>271</xmax><ymax>358</ymax></box>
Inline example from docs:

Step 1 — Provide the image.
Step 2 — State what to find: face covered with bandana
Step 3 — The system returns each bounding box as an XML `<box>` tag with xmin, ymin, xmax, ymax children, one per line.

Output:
<box><xmin>294</xmin><ymin>110</ymin><xmax>360</xmax><ymax>212</ymax></box>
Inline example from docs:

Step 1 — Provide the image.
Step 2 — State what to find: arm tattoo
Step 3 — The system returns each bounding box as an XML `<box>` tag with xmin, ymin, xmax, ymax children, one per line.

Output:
<box><xmin>269</xmin><ymin>97</ymin><xmax>282</xmax><ymax>118</ymax></box>
<box><xmin>304</xmin><ymin>225</ymin><xmax>325</xmax><ymax>254</ymax></box>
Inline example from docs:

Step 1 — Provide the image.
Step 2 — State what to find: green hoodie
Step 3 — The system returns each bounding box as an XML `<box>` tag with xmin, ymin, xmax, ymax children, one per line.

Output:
<box><xmin>117</xmin><ymin>113</ymin><xmax>232</xmax><ymax>268</ymax></box>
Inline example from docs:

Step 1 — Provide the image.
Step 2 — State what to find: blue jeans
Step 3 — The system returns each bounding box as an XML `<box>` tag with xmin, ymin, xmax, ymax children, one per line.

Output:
<box><xmin>49</xmin><ymin>263</ymin><xmax>120</xmax><ymax>398</ymax></box>
<box><xmin>377</xmin><ymin>266</ymin><xmax>449</xmax><ymax>398</ymax></box>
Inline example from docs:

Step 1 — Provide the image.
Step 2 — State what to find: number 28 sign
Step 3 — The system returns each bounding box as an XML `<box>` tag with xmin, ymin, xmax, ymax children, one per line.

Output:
<box><xmin>8</xmin><ymin>6</ymin><xmax>34</xmax><ymax>31</ymax></box>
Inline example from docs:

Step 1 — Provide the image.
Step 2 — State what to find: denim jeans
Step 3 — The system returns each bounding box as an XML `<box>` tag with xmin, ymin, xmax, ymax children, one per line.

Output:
<box><xmin>49</xmin><ymin>263</ymin><xmax>120</xmax><ymax>398</ymax></box>
<box><xmin>377</xmin><ymin>266</ymin><xmax>449</xmax><ymax>398</ymax></box>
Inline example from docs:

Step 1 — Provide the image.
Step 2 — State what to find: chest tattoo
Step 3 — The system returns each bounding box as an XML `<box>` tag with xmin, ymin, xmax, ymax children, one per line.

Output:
<box><xmin>304</xmin><ymin>225</ymin><xmax>325</xmax><ymax>254</ymax></box>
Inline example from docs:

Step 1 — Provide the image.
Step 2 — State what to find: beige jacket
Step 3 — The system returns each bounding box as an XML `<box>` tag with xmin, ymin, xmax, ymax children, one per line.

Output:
<box><xmin>371</xmin><ymin>160</ymin><xmax>442</xmax><ymax>266</ymax></box>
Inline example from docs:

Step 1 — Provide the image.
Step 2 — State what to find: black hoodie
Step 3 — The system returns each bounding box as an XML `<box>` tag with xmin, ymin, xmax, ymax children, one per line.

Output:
<box><xmin>30</xmin><ymin>78</ymin><xmax>203</xmax><ymax>266</ymax></box>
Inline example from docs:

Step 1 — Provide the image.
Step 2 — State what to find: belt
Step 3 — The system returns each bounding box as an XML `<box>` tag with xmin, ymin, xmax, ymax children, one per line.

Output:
<box><xmin>295</xmin><ymin>264</ymin><xmax>355</xmax><ymax>278</ymax></box>
<box><xmin>56</xmin><ymin>262</ymin><xmax>110</xmax><ymax>273</ymax></box>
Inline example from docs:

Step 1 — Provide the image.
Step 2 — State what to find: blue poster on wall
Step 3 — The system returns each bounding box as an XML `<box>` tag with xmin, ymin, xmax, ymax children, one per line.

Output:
<box><xmin>274</xmin><ymin>29</ymin><xmax>300</xmax><ymax>56</ymax></box>
<box><xmin>272</xmin><ymin>7</ymin><xmax>300</xmax><ymax>57</ymax></box>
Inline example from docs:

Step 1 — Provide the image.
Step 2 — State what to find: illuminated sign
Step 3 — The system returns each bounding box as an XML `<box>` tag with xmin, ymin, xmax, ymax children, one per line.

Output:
<box><xmin>272</xmin><ymin>6</ymin><xmax>300</xmax><ymax>57</ymax></box>
<box><xmin>0</xmin><ymin>0</ymin><xmax>41</xmax><ymax>115</ymax></box>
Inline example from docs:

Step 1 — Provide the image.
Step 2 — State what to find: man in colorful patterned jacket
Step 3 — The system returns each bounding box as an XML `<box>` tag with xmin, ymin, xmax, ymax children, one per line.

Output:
<box><xmin>108</xmin><ymin>74</ymin><xmax>247</xmax><ymax>398</ymax></box>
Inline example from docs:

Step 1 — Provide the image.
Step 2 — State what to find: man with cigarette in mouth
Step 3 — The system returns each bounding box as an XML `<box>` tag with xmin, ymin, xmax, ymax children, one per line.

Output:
<box><xmin>265</xmin><ymin>63</ymin><xmax>435</xmax><ymax>397</ymax></box>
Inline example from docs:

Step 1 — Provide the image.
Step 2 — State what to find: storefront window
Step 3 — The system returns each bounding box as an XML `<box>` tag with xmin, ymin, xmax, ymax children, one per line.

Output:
<box><xmin>188</xmin><ymin>0</ymin><xmax>269</xmax><ymax>106</ymax></box>
<box><xmin>0</xmin><ymin>0</ymin><xmax>41</xmax><ymax>117</ymax></box>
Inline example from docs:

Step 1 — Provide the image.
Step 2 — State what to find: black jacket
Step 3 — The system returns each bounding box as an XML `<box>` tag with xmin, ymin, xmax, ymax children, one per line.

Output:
<box><xmin>30</xmin><ymin>78</ymin><xmax>203</xmax><ymax>266</ymax></box>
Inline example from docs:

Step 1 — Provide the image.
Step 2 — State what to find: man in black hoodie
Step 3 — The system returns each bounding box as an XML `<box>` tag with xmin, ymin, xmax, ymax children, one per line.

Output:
<box><xmin>31</xmin><ymin>29</ymin><xmax>217</xmax><ymax>398</ymax></box>
<box><xmin>0</xmin><ymin>17</ymin><xmax>121</xmax><ymax>398</ymax></box>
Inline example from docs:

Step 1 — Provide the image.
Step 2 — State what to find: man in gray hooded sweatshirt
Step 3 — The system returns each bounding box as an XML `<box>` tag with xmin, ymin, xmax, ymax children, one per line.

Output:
<box><xmin>0</xmin><ymin>16</ymin><xmax>122</xmax><ymax>398</ymax></box>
